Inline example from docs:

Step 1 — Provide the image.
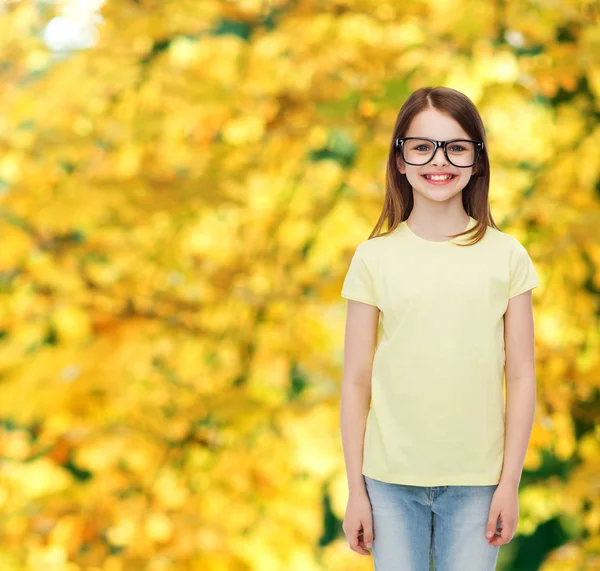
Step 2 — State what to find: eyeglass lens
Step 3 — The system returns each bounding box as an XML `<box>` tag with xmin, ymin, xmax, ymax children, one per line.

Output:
<box><xmin>402</xmin><ymin>139</ymin><xmax>477</xmax><ymax>167</ymax></box>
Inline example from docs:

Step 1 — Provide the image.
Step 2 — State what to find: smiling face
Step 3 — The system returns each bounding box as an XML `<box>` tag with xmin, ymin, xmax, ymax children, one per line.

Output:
<box><xmin>396</xmin><ymin>107</ymin><xmax>478</xmax><ymax>202</ymax></box>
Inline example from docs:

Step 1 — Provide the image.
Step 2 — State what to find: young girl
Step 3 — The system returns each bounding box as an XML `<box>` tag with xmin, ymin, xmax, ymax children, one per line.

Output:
<box><xmin>339</xmin><ymin>86</ymin><xmax>539</xmax><ymax>571</ymax></box>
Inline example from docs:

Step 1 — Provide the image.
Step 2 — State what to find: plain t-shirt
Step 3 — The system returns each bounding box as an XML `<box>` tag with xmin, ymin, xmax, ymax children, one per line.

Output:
<box><xmin>341</xmin><ymin>215</ymin><xmax>540</xmax><ymax>486</ymax></box>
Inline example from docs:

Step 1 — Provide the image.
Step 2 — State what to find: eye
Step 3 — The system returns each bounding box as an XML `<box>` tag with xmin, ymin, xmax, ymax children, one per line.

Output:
<box><xmin>449</xmin><ymin>144</ymin><xmax>466</xmax><ymax>152</ymax></box>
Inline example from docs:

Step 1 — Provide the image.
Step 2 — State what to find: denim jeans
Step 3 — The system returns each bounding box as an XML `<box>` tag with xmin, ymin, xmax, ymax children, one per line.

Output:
<box><xmin>364</xmin><ymin>475</ymin><xmax>501</xmax><ymax>571</ymax></box>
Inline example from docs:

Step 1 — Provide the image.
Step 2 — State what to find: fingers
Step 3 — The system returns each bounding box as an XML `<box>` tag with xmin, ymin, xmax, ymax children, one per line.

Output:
<box><xmin>487</xmin><ymin>520</ymin><xmax>513</xmax><ymax>546</ymax></box>
<box><xmin>363</xmin><ymin>528</ymin><xmax>374</xmax><ymax>550</ymax></box>
<box><xmin>486</xmin><ymin>511</ymin><xmax>511</xmax><ymax>546</ymax></box>
<box><xmin>358</xmin><ymin>528</ymin><xmax>374</xmax><ymax>552</ymax></box>
<box><xmin>485</xmin><ymin>513</ymin><xmax>500</xmax><ymax>540</ymax></box>
<box><xmin>345</xmin><ymin>526</ymin><xmax>373</xmax><ymax>556</ymax></box>
<box><xmin>349</xmin><ymin>532</ymin><xmax>371</xmax><ymax>556</ymax></box>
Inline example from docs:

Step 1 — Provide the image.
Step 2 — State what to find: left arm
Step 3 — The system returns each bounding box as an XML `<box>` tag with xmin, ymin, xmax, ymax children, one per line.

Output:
<box><xmin>501</xmin><ymin>289</ymin><xmax>537</xmax><ymax>487</ymax></box>
<box><xmin>485</xmin><ymin>289</ymin><xmax>537</xmax><ymax>545</ymax></box>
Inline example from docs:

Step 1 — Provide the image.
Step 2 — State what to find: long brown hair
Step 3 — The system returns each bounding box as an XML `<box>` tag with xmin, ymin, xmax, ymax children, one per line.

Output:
<box><xmin>369</xmin><ymin>86</ymin><xmax>499</xmax><ymax>245</ymax></box>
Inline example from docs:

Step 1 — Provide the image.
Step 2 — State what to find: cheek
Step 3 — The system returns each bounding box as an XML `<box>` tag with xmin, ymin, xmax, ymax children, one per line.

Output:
<box><xmin>405</xmin><ymin>171</ymin><xmax>421</xmax><ymax>185</ymax></box>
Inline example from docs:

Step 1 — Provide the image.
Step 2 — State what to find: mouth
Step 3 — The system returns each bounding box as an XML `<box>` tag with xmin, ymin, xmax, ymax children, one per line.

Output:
<box><xmin>420</xmin><ymin>174</ymin><xmax>458</xmax><ymax>185</ymax></box>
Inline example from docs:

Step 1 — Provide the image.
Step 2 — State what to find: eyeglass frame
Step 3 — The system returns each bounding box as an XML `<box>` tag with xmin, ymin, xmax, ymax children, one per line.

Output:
<box><xmin>394</xmin><ymin>137</ymin><xmax>484</xmax><ymax>168</ymax></box>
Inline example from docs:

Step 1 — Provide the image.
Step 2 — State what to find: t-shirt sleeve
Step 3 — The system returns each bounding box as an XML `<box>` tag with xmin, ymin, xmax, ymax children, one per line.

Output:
<box><xmin>508</xmin><ymin>238</ymin><xmax>539</xmax><ymax>298</ymax></box>
<box><xmin>341</xmin><ymin>244</ymin><xmax>378</xmax><ymax>306</ymax></box>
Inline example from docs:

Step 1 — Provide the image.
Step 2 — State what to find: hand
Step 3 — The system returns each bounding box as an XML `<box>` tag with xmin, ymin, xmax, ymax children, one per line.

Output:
<box><xmin>342</xmin><ymin>490</ymin><xmax>374</xmax><ymax>556</ymax></box>
<box><xmin>485</xmin><ymin>481</ymin><xmax>519</xmax><ymax>546</ymax></box>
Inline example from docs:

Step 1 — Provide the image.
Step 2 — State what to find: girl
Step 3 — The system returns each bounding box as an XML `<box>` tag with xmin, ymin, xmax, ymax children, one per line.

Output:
<box><xmin>339</xmin><ymin>86</ymin><xmax>539</xmax><ymax>571</ymax></box>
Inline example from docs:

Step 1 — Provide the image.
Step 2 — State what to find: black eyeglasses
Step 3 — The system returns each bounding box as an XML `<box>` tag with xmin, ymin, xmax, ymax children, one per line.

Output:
<box><xmin>394</xmin><ymin>137</ymin><xmax>484</xmax><ymax>168</ymax></box>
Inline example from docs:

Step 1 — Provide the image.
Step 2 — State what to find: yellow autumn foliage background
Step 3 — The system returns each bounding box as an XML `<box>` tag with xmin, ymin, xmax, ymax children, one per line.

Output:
<box><xmin>0</xmin><ymin>1</ymin><xmax>599</xmax><ymax>570</ymax></box>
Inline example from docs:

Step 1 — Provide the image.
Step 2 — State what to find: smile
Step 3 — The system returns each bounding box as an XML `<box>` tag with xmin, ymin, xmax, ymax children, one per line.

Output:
<box><xmin>421</xmin><ymin>174</ymin><xmax>457</xmax><ymax>184</ymax></box>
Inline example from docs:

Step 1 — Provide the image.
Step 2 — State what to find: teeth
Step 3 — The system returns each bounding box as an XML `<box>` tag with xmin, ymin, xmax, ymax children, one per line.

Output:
<box><xmin>425</xmin><ymin>175</ymin><xmax>453</xmax><ymax>181</ymax></box>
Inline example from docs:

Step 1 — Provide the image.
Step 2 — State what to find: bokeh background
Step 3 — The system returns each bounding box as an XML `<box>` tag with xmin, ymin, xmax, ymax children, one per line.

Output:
<box><xmin>0</xmin><ymin>0</ymin><xmax>599</xmax><ymax>570</ymax></box>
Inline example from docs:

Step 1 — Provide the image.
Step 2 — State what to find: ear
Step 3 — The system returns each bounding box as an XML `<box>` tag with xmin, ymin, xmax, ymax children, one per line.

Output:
<box><xmin>396</xmin><ymin>155</ymin><xmax>406</xmax><ymax>175</ymax></box>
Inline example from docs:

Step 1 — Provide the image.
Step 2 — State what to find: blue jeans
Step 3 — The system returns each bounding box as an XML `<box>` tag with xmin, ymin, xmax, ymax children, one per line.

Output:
<box><xmin>364</xmin><ymin>475</ymin><xmax>501</xmax><ymax>571</ymax></box>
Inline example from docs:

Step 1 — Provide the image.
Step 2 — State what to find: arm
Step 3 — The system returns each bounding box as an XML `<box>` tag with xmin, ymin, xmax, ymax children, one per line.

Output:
<box><xmin>486</xmin><ymin>289</ymin><xmax>537</xmax><ymax>545</ymax></box>
<box><xmin>499</xmin><ymin>289</ymin><xmax>537</xmax><ymax>489</ymax></box>
<box><xmin>340</xmin><ymin>299</ymin><xmax>379</xmax><ymax>497</ymax></box>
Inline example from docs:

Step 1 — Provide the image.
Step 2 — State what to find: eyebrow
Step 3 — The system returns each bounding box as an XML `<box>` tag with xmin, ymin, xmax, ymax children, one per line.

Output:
<box><xmin>405</xmin><ymin>136</ymin><xmax>469</xmax><ymax>139</ymax></box>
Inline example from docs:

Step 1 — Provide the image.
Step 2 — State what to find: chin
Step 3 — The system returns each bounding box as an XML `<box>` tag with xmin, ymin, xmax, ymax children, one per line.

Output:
<box><xmin>409</xmin><ymin>178</ymin><xmax>467</xmax><ymax>195</ymax></box>
<box><xmin>423</xmin><ymin>193</ymin><xmax>458</xmax><ymax>203</ymax></box>
<box><xmin>414</xmin><ymin>185</ymin><xmax>464</xmax><ymax>199</ymax></box>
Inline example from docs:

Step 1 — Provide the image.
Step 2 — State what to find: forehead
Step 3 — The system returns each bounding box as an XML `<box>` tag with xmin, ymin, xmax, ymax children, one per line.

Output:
<box><xmin>405</xmin><ymin>108</ymin><xmax>470</xmax><ymax>140</ymax></box>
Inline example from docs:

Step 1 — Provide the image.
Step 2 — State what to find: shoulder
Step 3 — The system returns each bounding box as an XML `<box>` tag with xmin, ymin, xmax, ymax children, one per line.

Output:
<box><xmin>353</xmin><ymin>230</ymin><xmax>399</xmax><ymax>260</ymax></box>
<box><xmin>349</xmin><ymin>236</ymin><xmax>392</xmax><ymax>275</ymax></box>
<box><xmin>480</xmin><ymin>225</ymin><xmax>528</xmax><ymax>253</ymax></box>
<box><xmin>479</xmin><ymin>226</ymin><xmax>537</xmax><ymax>280</ymax></box>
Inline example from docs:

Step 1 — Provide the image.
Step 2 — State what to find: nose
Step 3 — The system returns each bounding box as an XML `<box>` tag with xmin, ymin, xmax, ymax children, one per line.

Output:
<box><xmin>431</xmin><ymin>145</ymin><xmax>448</xmax><ymax>166</ymax></box>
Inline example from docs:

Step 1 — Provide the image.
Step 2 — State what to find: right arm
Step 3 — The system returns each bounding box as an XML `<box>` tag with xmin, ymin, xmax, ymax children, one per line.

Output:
<box><xmin>340</xmin><ymin>298</ymin><xmax>379</xmax><ymax>495</ymax></box>
<box><xmin>340</xmin><ymin>298</ymin><xmax>379</xmax><ymax>555</ymax></box>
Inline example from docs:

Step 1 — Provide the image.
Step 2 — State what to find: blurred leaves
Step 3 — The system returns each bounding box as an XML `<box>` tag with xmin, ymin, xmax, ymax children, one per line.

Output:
<box><xmin>0</xmin><ymin>0</ymin><xmax>598</xmax><ymax>569</ymax></box>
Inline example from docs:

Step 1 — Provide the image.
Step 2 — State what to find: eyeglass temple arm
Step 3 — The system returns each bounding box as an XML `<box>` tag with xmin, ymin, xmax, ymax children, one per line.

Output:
<box><xmin>394</xmin><ymin>138</ymin><xmax>484</xmax><ymax>149</ymax></box>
